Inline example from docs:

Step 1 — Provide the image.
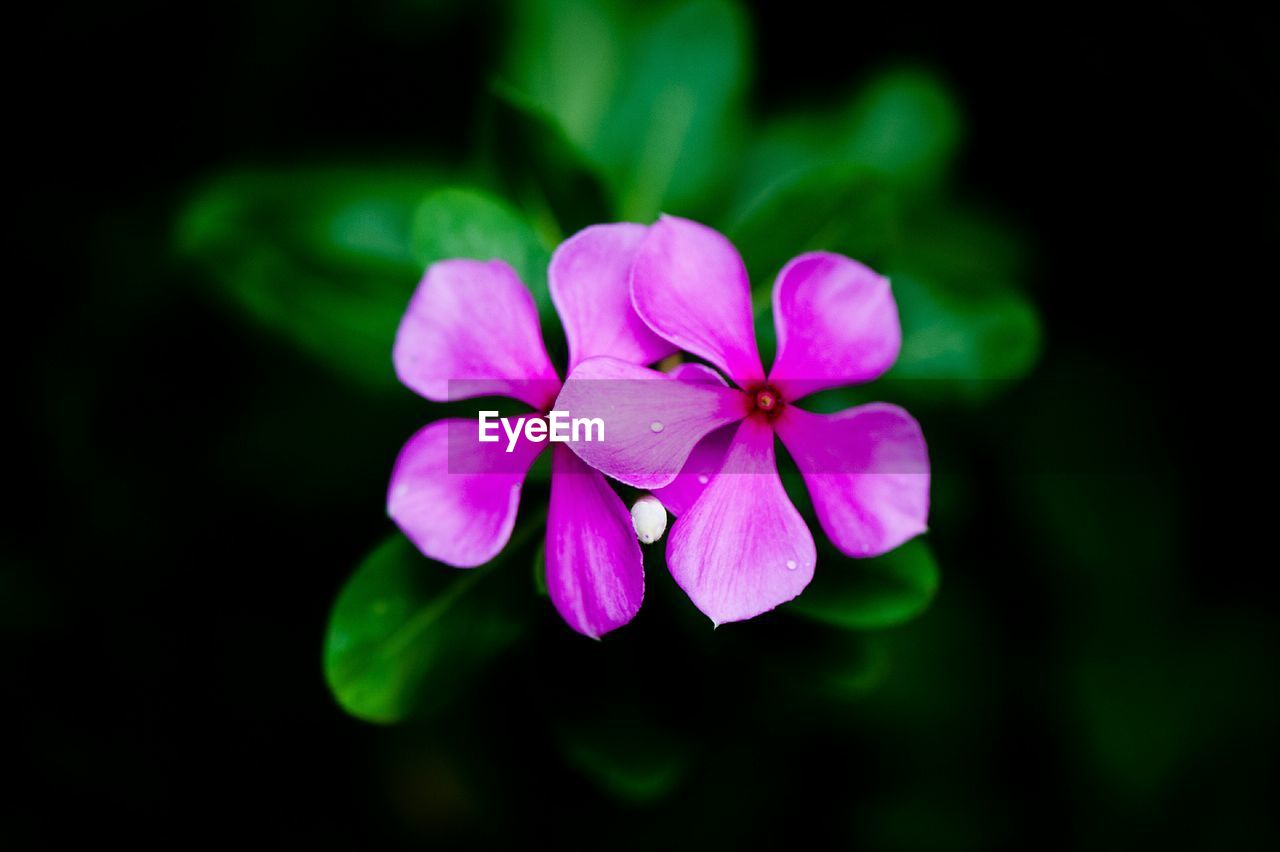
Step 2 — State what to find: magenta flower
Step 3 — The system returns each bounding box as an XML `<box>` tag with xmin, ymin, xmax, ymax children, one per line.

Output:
<box><xmin>387</xmin><ymin>223</ymin><xmax>676</xmax><ymax>638</ymax></box>
<box><xmin>557</xmin><ymin>215</ymin><xmax>930</xmax><ymax>625</ymax></box>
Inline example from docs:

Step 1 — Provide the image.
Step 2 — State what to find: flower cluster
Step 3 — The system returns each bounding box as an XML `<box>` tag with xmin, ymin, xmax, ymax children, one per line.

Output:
<box><xmin>388</xmin><ymin>216</ymin><xmax>930</xmax><ymax>637</ymax></box>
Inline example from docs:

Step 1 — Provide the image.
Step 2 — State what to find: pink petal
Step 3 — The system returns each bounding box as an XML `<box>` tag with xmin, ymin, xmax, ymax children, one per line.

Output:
<box><xmin>649</xmin><ymin>424</ymin><xmax>736</xmax><ymax>516</ymax></box>
<box><xmin>665</xmin><ymin>362</ymin><xmax>728</xmax><ymax>386</ymax></box>
<box><xmin>554</xmin><ymin>356</ymin><xmax>747</xmax><ymax>490</ymax></box>
<box><xmin>667</xmin><ymin>417</ymin><xmax>817</xmax><ymax>625</ymax></box>
<box><xmin>631</xmin><ymin>215</ymin><xmax>765</xmax><ymax>387</ymax></box>
<box><xmin>387</xmin><ymin>418</ymin><xmax>546</xmax><ymax>567</ymax></box>
<box><xmin>773</xmin><ymin>403</ymin><xmax>929</xmax><ymax>557</ymax></box>
<box><xmin>767</xmin><ymin>252</ymin><xmax>901</xmax><ymax>400</ymax></box>
<box><xmin>649</xmin><ymin>362</ymin><xmax>732</xmax><ymax>515</ymax></box>
<box><xmin>393</xmin><ymin>259</ymin><xmax>561</xmax><ymax>410</ymax></box>
<box><xmin>549</xmin><ymin>223</ymin><xmax>678</xmax><ymax>370</ymax></box>
<box><xmin>545</xmin><ymin>445</ymin><xmax>645</xmax><ymax>639</ymax></box>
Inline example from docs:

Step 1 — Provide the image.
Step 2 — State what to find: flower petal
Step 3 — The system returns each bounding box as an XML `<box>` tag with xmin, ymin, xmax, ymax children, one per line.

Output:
<box><xmin>393</xmin><ymin>259</ymin><xmax>561</xmax><ymax>410</ymax></box>
<box><xmin>631</xmin><ymin>215</ymin><xmax>765</xmax><ymax>387</ymax></box>
<box><xmin>665</xmin><ymin>361</ymin><xmax>728</xmax><ymax>386</ymax></box>
<box><xmin>648</xmin><ymin>364</ymin><xmax>732</xmax><ymax>515</ymax></box>
<box><xmin>388</xmin><ymin>418</ymin><xmax>545</xmax><ymax>567</ymax></box>
<box><xmin>554</xmin><ymin>356</ymin><xmax>747</xmax><ymax>490</ymax></box>
<box><xmin>549</xmin><ymin>223</ymin><xmax>678</xmax><ymax>371</ymax></box>
<box><xmin>546</xmin><ymin>446</ymin><xmax>645</xmax><ymax>638</ymax></box>
<box><xmin>667</xmin><ymin>417</ymin><xmax>816</xmax><ymax>625</ymax></box>
<box><xmin>774</xmin><ymin>403</ymin><xmax>929</xmax><ymax>557</ymax></box>
<box><xmin>767</xmin><ymin>252</ymin><xmax>901</xmax><ymax>400</ymax></box>
<box><xmin>649</xmin><ymin>424</ymin><xmax>736</xmax><ymax>516</ymax></box>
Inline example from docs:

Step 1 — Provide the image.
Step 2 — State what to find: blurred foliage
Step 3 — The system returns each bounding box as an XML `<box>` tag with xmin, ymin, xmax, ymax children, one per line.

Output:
<box><xmin>505</xmin><ymin>0</ymin><xmax>748</xmax><ymax>221</ymax></box>
<box><xmin>789</xmin><ymin>538</ymin><xmax>941</xmax><ymax>631</ymax></box>
<box><xmin>409</xmin><ymin>187</ymin><xmax>553</xmax><ymax>319</ymax></box>
<box><xmin>730</xmin><ymin>66</ymin><xmax>962</xmax><ymax>215</ymax></box>
<box><xmin>557</xmin><ymin>714</ymin><xmax>690</xmax><ymax>803</ymax></box>
<box><xmin>324</xmin><ymin>514</ymin><xmax>541</xmax><ymax>723</ymax></box>
<box><xmin>176</xmin><ymin>166</ymin><xmax>438</xmax><ymax>389</ymax></box>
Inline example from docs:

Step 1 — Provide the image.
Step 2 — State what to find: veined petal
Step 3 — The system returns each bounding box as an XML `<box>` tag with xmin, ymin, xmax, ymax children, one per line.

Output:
<box><xmin>393</xmin><ymin>259</ymin><xmax>561</xmax><ymax>410</ymax></box>
<box><xmin>546</xmin><ymin>446</ymin><xmax>645</xmax><ymax>639</ymax></box>
<box><xmin>667</xmin><ymin>417</ymin><xmax>816</xmax><ymax>625</ymax></box>
<box><xmin>631</xmin><ymin>215</ymin><xmax>765</xmax><ymax>387</ymax></box>
<box><xmin>554</xmin><ymin>356</ymin><xmax>747</xmax><ymax>490</ymax></box>
<box><xmin>549</xmin><ymin>223</ymin><xmax>678</xmax><ymax>371</ymax></box>
<box><xmin>649</xmin><ymin>363</ymin><xmax>732</xmax><ymax>515</ymax></box>
<box><xmin>768</xmin><ymin>252</ymin><xmax>901</xmax><ymax>400</ymax></box>
<box><xmin>388</xmin><ymin>418</ymin><xmax>545</xmax><ymax>567</ymax></box>
<box><xmin>649</xmin><ymin>424</ymin><xmax>735</xmax><ymax>516</ymax></box>
<box><xmin>774</xmin><ymin>403</ymin><xmax>929</xmax><ymax>557</ymax></box>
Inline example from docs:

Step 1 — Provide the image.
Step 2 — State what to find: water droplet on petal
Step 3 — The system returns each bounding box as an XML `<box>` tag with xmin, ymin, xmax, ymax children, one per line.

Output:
<box><xmin>650</xmin><ymin>421</ymin><xmax>665</xmax><ymax>433</ymax></box>
<box><xmin>786</xmin><ymin>559</ymin><xmax>798</xmax><ymax>571</ymax></box>
<box><xmin>697</xmin><ymin>474</ymin><xmax>709</xmax><ymax>485</ymax></box>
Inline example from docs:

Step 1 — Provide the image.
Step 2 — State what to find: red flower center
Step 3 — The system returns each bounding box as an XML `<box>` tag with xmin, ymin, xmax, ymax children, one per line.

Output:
<box><xmin>749</xmin><ymin>385</ymin><xmax>784</xmax><ymax>419</ymax></box>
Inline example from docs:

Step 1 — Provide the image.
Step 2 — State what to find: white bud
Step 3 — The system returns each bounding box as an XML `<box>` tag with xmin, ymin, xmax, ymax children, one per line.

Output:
<box><xmin>630</xmin><ymin>495</ymin><xmax>668</xmax><ymax>544</ymax></box>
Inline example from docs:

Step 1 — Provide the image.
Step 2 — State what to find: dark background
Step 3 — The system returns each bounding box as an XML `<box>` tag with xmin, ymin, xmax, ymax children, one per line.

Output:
<box><xmin>10</xmin><ymin>1</ymin><xmax>1276</xmax><ymax>848</ymax></box>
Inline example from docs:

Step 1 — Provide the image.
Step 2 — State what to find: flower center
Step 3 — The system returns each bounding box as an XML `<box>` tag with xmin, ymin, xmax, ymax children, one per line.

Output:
<box><xmin>749</xmin><ymin>385</ymin><xmax>784</xmax><ymax>419</ymax></box>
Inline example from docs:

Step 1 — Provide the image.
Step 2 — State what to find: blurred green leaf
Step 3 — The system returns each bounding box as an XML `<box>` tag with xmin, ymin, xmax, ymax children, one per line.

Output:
<box><xmin>558</xmin><ymin>716</ymin><xmax>690</xmax><ymax>803</ymax></box>
<box><xmin>730</xmin><ymin>67</ymin><xmax>962</xmax><ymax>220</ymax></box>
<box><xmin>733</xmin><ymin>166</ymin><xmax>1039</xmax><ymax>401</ymax></box>
<box><xmin>176</xmin><ymin>167</ymin><xmax>439</xmax><ymax>389</ymax></box>
<box><xmin>885</xmin><ymin>271</ymin><xmax>1042</xmax><ymax>397</ymax></box>
<box><xmin>506</xmin><ymin>0</ymin><xmax>623</xmax><ymax>155</ymax></box>
<box><xmin>771</xmin><ymin>630</ymin><xmax>892</xmax><ymax>702</ymax></box>
<box><xmin>789</xmin><ymin>538</ymin><xmax>940</xmax><ymax>630</ymax></box>
<box><xmin>839</xmin><ymin>67</ymin><xmax>963</xmax><ymax>188</ymax></box>
<box><xmin>410</xmin><ymin>187</ymin><xmax>554</xmax><ymax>319</ymax></box>
<box><xmin>507</xmin><ymin>0</ymin><xmax>748</xmax><ymax>220</ymax></box>
<box><xmin>489</xmin><ymin>81</ymin><xmax>614</xmax><ymax>238</ymax></box>
<box><xmin>895</xmin><ymin>203</ymin><xmax>1030</xmax><ymax>297</ymax></box>
<box><xmin>323</xmin><ymin>519</ymin><xmax>541</xmax><ymax>724</ymax></box>
<box><xmin>531</xmin><ymin>541</ymin><xmax>548</xmax><ymax>596</ymax></box>
<box><xmin>731</xmin><ymin>165</ymin><xmax>901</xmax><ymax>293</ymax></box>
<box><xmin>819</xmin><ymin>634</ymin><xmax>893</xmax><ymax>700</ymax></box>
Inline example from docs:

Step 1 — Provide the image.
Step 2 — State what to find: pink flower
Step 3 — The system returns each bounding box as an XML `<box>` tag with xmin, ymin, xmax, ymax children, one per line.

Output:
<box><xmin>387</xmin><ymin>224</ymin><xmax>676</xmax><ymax>638</ymax></box>
<box><xmin>556</xmin><ymin>215</ymin><xmax>930</xmax><ymax>625</ymax></box>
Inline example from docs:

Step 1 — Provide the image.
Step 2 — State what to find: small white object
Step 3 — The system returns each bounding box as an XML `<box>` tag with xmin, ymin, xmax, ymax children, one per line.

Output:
<box><xmin>650</xmin><ymin>421</ymin><xmax>665</xmax><ymax>433</ymax></box>
<box><xmin>785</xmin><ymin>559</ymin><xmax>798</xmax><ymax>571</ymax></box>
<box><xmin>630</xmin><ymin>495</ymin><xmax>668</xmax><ymax>544</ymax></box>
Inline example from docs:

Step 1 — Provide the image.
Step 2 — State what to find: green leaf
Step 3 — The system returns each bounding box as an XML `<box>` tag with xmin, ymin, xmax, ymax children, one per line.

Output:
<box><xmin>507</xmin><ymin>0</ymin><xmax>749</xmax><ymax>219</ymax></box>
<box><xmin>732</xmin><ymin>166</ymin><xmax>1041</xmax><ymax>402</ymax></box>
<box><xmin>885</xmin><ymin>271</ymin><xmax>1042</xmax><ymax>400</ymax></box>
<box><xmin>323</xmin><ymin>521</ymin><xmax>541</xmax><ymax>724</ymax></box>
<box><xmin>175</xmin><ymin>166</ymin><xmax>439</xmax><ymax>389</ymax></box>
<box><xmin>505</xmin><ymin>0</ymin><xmax>624</xmax><ymax>155</ymax></box>
<box><xmin>730</xmin><ymin>164</ymin><xmax>902</xmax><ymax>295</ymax></box>
<box><xmin>558</xmin><ymin>716</ymin><xmax>690</xmax><ymax>803</ymax></box>
<box><xmin>788</xmin><ymin>538</ymin><xmax>940</xmax><ymax>630</ymax></box>
<box><xmin>760</xmin><ymin>624</ymin><xmax>893</xmax><ymax>703</ymax></box>
<box><xmin>838</xmin><ymin>67</ymin><xmax>963</xmax><ymax>188</ymax></box>
<box><xmin>409</xmin><ymin>187</ymin><xmax>554</xmax><ymax>319</ymax></box>
<box><xmin>531</xmin><ymin>541</ymin><xmax>548</xmax><ymax>597</ymax></box>
<box><xmin>489</xmin><ymin>80</ymin><xmax>614</xmax><ymax>238</ymax></box>
<box><xmin>730</xmin><ymin>67</ymin><xmax>962</xmax><ymax>219</ymax></box>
